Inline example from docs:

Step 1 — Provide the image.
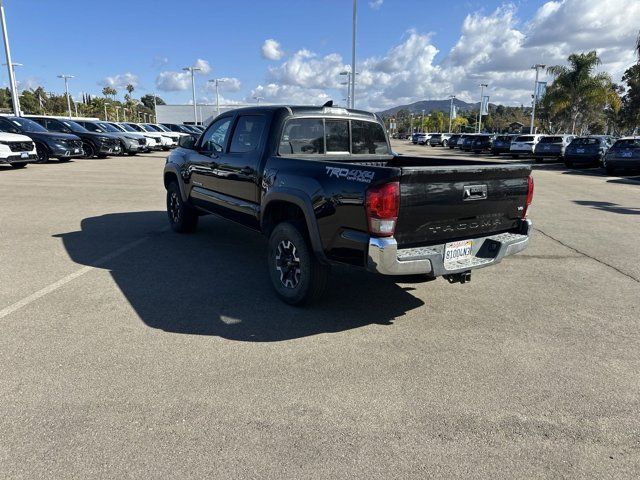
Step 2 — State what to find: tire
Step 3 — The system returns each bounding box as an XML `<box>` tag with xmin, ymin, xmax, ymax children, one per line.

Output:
<box><xmin>82</xmin><ymin>142</ymin><xmax>96</xmax><ymax>159</ymax></box>
<box><xmin>167</xmin><ymin>182</ymin><xmax>198</xmax><ymax>233</ymax></box>
<box><xmin>35</xmin><ymin>144</ymin><xmax>49</xmax><ymax>164</ymax></box>
<box><xmin>10</xmin><ymin>162</ymin><xmax>27</xmax><ymax>169</ymax></box>
<box><xmin>442</xmin><ymin>140</ymin><xmax>448</xmax><ymax>147</ymax></box>
<box><xmin>58</xmin><ymin>157</ymin><xmax>71</xmax><ymax>163</ymax></box>
<box><xmin>268</xmin><ymin>222</ymin><xmax>329</xmax><ymax>306</ymax></box>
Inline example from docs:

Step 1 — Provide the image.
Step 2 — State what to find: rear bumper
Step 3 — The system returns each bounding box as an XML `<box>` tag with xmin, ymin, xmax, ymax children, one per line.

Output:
<box><xmin>565</xmin><ymin>153</ymin><xmax>602</xmax><ymax>163</ymax></box>
<box><xmin>367</xmin><ymin>219</ymin><xmax>532</xmax><ymax>276</ymax></box>
<box><xmin>606</xmin><ymin>158</ymin><xmax>640</xmax><ymax>168</ymax></box>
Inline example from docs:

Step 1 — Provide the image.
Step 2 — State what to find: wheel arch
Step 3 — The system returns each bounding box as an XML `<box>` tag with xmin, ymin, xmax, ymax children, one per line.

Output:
<box><xmin>163</xmin><ymin>165</ymin><xmax>188</xmax><ymax>202</ymax></box>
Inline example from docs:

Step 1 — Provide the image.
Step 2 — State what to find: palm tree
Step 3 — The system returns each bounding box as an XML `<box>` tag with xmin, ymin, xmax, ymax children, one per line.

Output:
<box><xmin>126</xmin><ymin>84</ymin><xmax>135</xmax><ymax>97</ymax></box>
<box><xmin>636</xmin><ymin>30</ymin><xmax>640</xmax><ymax>62</ymax></box>
<box><xmin>544</xmin><ymin>51</ymin><xmax>620</xmax><ymax>134</ymax></box>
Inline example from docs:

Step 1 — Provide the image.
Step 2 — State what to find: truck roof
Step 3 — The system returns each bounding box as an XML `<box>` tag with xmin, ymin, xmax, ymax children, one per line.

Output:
<box><xmin>219</xmin><ymin>105</ymin><xmax>380</xmax><ymax>121</ymax></box>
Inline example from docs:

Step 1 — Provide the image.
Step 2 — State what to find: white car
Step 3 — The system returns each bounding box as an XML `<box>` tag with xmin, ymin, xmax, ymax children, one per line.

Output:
<box><xmin>146</xmin><ymin>123</ymin><xmax>187</xmax><ymax>143</ymax></box>
<box><xmin>0</xmin><ymin>132</ymin><xmax>37</xmax><ymax>168</ymax></box>
<box><xmin>416</xmin><ymin>133</ymin><xmax>432</xmax><ymax>145</ymax></box>
<box><xmin>123</xmin><ymin>123</ymin><xmax>173</xmax><ymax>150</ymax></box>
<box><xmin>109</xmin><ymin>122</ymin><xmax>160</xmax><ymax>151</ymax></box>
<box><xmin>510</xmin><ymin>134</ymin><xmax>544</xmax><ymax>158</ymax></box>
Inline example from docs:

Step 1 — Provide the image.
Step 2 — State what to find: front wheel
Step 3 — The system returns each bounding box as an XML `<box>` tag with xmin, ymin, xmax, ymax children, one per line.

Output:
<box><xmin>35</xmin><ymin>144</ymin><xmax>49</xmax><ymax>164</ymax></box>
<box><xmin>82</xmin><ymin>142</ymin><xmax>96</xmax><ymax>159</ymax></box>
<box><xmin>166</xmin><ymin>182</ymin><xmax>199</xmax><ymax>233</ymax></box>
<box><xmin>268</xmin><ymin>222</ymin><xmax>329</xmax><ymax>306</ymax></box>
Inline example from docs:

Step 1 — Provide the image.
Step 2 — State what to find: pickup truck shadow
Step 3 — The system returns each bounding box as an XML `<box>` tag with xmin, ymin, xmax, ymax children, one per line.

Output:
<box><xmin>54</xmin><ymin>212</ymin><xmax>424</xmax><ymax>342</ymax></box>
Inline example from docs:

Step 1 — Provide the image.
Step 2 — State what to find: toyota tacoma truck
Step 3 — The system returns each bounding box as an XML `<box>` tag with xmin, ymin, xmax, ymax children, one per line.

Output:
<box><xmin>164</xmin><ymin>104</ymin><xmax>534</xmax><ymax>305</ymax></box>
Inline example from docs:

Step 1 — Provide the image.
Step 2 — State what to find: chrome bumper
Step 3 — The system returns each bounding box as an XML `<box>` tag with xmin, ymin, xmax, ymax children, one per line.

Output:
<box><xmin>367</xmin><ymin>220</ymin><xmax>532</xmax><ymax>276</ymax></box>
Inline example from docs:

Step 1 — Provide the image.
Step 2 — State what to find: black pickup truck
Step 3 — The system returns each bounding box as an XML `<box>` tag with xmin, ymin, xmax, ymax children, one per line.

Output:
<box><xmin>164</xmin><ymin>104</ymin><xmax>533</xmax><ymax>305</ymax></box>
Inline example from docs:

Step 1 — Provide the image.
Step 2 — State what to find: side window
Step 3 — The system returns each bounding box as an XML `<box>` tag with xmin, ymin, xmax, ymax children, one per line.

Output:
<box><xmin>352</xmin><ymin>120</ymin><xmax>388</xmax><ymax>154</ymax></box>
<box><xmin>325</xmin><ymin>120</ymin><xmax>349</xmax><ymax>153</ymax></box>
<box><xmin>46</xmin><ymin>119</ymin><xmax>63</xmax><ymax>132</ymax></box>
<box><xmin>279</xmin><ymin>118</ymin><xmax>324</xmax><ymax>154</ymax></box>
<box><xmin>200</xmin><ymin>117</ymin><xmax>231</xmax><ymax>152</ymax></box>
<box><xmin>229</xmin><ymin>115</ymin><xmax>266</xmax><ymax>153</ymax></box>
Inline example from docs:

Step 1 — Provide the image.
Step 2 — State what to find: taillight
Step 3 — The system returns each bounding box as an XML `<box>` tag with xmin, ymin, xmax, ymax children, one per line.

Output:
<box><xmin>523</xmin><ymin>175</ymin><xmax>534</xmax><ymax>218</ymax></box>
<box><xmin>366</xmin><ymin>181</ymin><xmax>399</xmax><ymax>237</ymax></box>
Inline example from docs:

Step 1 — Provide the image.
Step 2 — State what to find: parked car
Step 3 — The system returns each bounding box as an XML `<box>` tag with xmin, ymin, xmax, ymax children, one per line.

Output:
<box><xmin>411</xmin><ymin>132</ymin><xmax>420</xmax><ymax>144</ymax></box>
<box><xmin>149</xmin><ymin>123</ymin><xmax>189</xmax><ymax>140</ymax></box>
<box><xmin>510</xmin><ymin>135</ymin><xmax>543</xmax><ymax>158</ymax></box>
<box><xmin>140</xmin><ymin>123</ymin><xmax>180</xmax><ymax>147</ymax></box>
<box><xmin>107</xmin><ymin>122</ymin><xmax>154</xmax><ymax>152</ymax></box>
<box><xmin>415</xmin><ymin>133</ymin><xmax>432</xmax><ymax>145</ymax></box>
<box><xmin>491</xmin><ymin>135</ymin><xmax>516</xmax><ymax>155</ymax></box>
<box><xmin>460</xmin><ymin>134</ymin><xmax>477</xmax><ymax>151</ymax></box>
<box><xmin>471</xmin><ymin>134</ymin><xmax>495</xmax><ymax>153</ymax></box>
<box><xmin>75</xmin><ymin>120</ymin><xmax>144</xmax><ymax>156</ymax></box>
<box><xmin>602</xmin><ymin>137</ymin><xmax>640</xmax><ymax>175</ymax></box>
<box><xmin>164</xmin><ymin>104</ymin><xmax>533</xmax><ymax>305</ymax></box>
<box><xmin>29</xmin><ymin>116</ymin><xmax>121</xmax><ymax>158</ymax></box>
<box><xmin>428</xmin><ymin>133</ymin><xmax>452</xmax><ymax>147</ymax></box>
<box><xmin>447</xmin><ymin>134</ymin><xmax>461</xmax><ymax>149</ymax></box>
<box><xmin>161</xmin><ymin>123</ymin><xmax>198</xmax><ymax>135</ymax></box>
<box><xmin>0</xmin><ymin>130</ymin><xmax>37</xmax><ymax>168</ymax></box>
<box><xmin>0</xmin><ymin>116</ymin><xmax>82</xmax><ymax>164</ymax></box>
<box><xmin>122</xmin><ymin>123</ymin><xmax>173</xmax><ymax>150</ymax></box>
<box><xmin>533</xmin><ymin>135</ymin><xmax>575</xmax><ymax>163</ymax></box>
<box><xmin>564</xmin><ymin>136</ymin><xmax>614</xmax><ymax>167</ymax></box>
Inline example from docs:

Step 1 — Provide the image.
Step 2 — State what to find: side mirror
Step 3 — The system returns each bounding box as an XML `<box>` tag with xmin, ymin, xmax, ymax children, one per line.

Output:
<box><xmin>178</xmin><ymin>134</ymin><xmax>197</xmax><ymax>150</ymax></box>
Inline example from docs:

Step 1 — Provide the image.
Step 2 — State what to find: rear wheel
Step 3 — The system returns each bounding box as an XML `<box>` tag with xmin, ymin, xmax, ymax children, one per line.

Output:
<box><xmin>167</xmin><ymin>182</ymin><xmax>199</xmax><ymax>233</ymax></box>
<box><xmin>10</xmin><ymin>162</ymin><xmax>27</xmax><ymax>169</ymax></box>
<box><xmin>268</xmin><ymin>222</ymin><xmax>329</xmax><ymax>306</ymax></box>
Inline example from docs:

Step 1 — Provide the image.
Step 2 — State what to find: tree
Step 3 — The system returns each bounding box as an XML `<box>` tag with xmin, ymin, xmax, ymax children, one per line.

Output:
<box><xmin>543</xmin><ymin>51</ymin><xmax>620</xmax><ymax>134</ymax></box>
<box><xmin>102</xmin><ymin>86</ymin><xmax>117</xmax><ymax>99</ymax></box>
<box><xmin>620</xmin><ymin>64</ymin><xmax>640</xmax><ymax>133</ymax></box>
<box><xmin>126</xmin><ymin>84</ymin><xmax>135</xmax><ymax>97</ymax></box>
<box><xmin>140</xmin><ymin>94</ymin><xmax>166</xmax><ymax>110</ymax></box>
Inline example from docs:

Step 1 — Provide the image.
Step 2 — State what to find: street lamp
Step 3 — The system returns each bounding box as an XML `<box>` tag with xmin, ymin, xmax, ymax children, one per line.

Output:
<box><xmin>57</xmin><ymin>74</ymin><xmax>74</xmax><ymax>118</ymax></box>
<box><xmin>115</xmin><ymin>105</ymin><xmax>120</xmax><ymax>122</ymax></box>
<box><xmin>477</xmin><ymin>83</ymin><xmax>488</xmax><ymax>133</ymax></box>
<box><xmin>350</xmin><ymin>0</ymin><xmax>357</xmax><ymax>108</ymax></box>
<box><xmin>421</xmin><ymin>109</ymin><xmax>425</xmax><ymax>133</ymax></box>
<box><xmin>182</xmin><ymin>66</ymin><xmax>201</xmax><ymax>123</ymax></box>
<box><xmin>530</xmin><ymin>64</ymin><xmax>545</xmax><ymax>134</ymax></box>
<box><xmin>208</xmin><ymin>78</ymin><xmax>226</xmax><ymax>115</ymax></box>
<box><xmin>0</xmin><ymin>2</ymin><xmax>20</xmax><ymax>116</ymax></box>
<box><xmin>253</xmin><ymin>96</ymin><xmax>264</xmax><ymax>105</ymax></box>
<box><xmin>448</xmin><ymin>95</ymin><xmax>456</xmax><ymax>133</ymax></box>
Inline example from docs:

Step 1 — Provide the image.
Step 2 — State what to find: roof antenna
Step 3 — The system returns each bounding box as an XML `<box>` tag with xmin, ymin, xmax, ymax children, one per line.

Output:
<box><xmin>322</xmin><ymin>100</ymin><xmax>333</xmax><ymax>107</ymax></box>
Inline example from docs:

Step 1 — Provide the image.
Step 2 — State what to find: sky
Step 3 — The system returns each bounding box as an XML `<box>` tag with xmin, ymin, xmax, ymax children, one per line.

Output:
<box><xmin>4</xmin><ymin>0</ymin><xmax>639</xmax><ymax>111</ymax></box>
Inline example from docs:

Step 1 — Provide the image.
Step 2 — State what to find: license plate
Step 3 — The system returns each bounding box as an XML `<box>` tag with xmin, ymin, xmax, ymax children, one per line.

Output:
<box><xmin>577</xmin><ymin>148</ymin><xmax>585</xmax><ymax>153</ymax></box>
<box><xmin>622</xmin><ymin>151</ymin><xmax>632</xmax><ymax>157</ymax></box>
<box><xmin>544</xmin><ymin>146</ymin><xmax>550</xmax><ymax>150</ymax></box>
<box><xmin>20</xmin><ymin>152</ymin><xmax>28</xmax><ymax>159</ymax></box>
<box><xmin>74</xmin><ymin>148</ymin><xmax>80</xmax><ymax>153</ymax></box>
<box><xmin>444</xmin><ymin>240</ymin><xmax>474</xmax><ymax>268</ymax></box>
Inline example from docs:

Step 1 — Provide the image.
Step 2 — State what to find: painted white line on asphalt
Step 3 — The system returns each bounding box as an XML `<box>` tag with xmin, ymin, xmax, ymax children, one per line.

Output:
<box><xmin>0</xmin><ymin>236</ymin><xmax>152</xmax><ymax>320</ymax></box>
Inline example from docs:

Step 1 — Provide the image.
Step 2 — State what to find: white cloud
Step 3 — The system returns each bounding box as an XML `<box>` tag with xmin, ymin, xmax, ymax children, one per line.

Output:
<box><xmin>369</xmin><ymin>0</ymin><xmax>383</xmax><ymax>9</ymax></box>
<box><xmin>99</xmin><ymin>72</ymin><xmax>139</xmax><ymax>89</ymax></box>
<box><xmin>16</xmin><ymin>76</ymin><xmax>40</xmax><ymax>92</ymax></box>
<box><xmin>204</xmin><ymin>77</ymin><xmax>242</xmax><ymax>93</ymax></box>
<box><xmin>155</xmin><ymin>59</ymin><xmax>211</xmax><ymax>92</ymax></box>
<box><xmin>245</xmin><ymin>0</ymin><xmax>640</xmax><ymax>110</ymax></box>
<box><xmin>261</xmin><ymin>39</ymin><xmax>285</xmax><ymax>60</ymax></box>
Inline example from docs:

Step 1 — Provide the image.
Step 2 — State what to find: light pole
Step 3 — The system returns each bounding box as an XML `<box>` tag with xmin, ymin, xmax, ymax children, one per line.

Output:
<box><xmin>350</xmin><ymin>0</ymin><xmax>357</xmax><ymax>108</ymax></box>
<box><xmin>420</xmin><ymin>109</ymin><xmax>425</xmax><ymax>133</ymax></box>
<box><xmin>0</xmin><ymin>1</ymin><xmax>20</xmax><ymax>116</ymax></box>
<box><xmin>152</xmin><ymin>92</ymin><xmax>157</xmax><ymax>123</ymax></box>
<box><xmin>253</xmin><ymin>96</ymin><xmax>264</xmax><ymax>105</ymax></box>
<box><xmin>339</xmin><ymin>70</ymin><xmax>351</xmax><ymax>107</ymax></box>
<box><xmin>183</xmin><ymin>66</ymin><xmax>201</xmax><ymax>123</ymax></box>
<box><xmin>530</xmin><ymin>64</ymin><xmax>545</xmax><ymax>134</ymax></box>
<box><xmin>477</xmin><ymin>83</ymin><xmax>488</xmax><ymax>133</ymax></box>
<box><xmin>115</xmin><ymin>105</ymin><xmax>120</xmax><ymax>122</ymax></box>
<box><xmin>103</xmin><ymin>102</ymin><xmax>108</xmax><ymax>121</ymax></box>
<box><xmin>208</xmin><ymin>78</ymin><xmax>226</xmax><ymax>115</ymax></box>
<box><xmin>123</xmin><ymin>108</ymin><xmax>128</xmax><ymax>122</ymax></box>
<box><xmin>448</xmin><ymin>95</ymin><xmax>455</xmax><ymax>133</ymax></box>
<box><xmin>58</xmin><ymin>74</ymin><xmax>74</xmax><ymax>118</ymax></box>
<box><xmin>410</xmin><ymin>113</ymin><xmax>414</xmax><ymax>134</ymax></box>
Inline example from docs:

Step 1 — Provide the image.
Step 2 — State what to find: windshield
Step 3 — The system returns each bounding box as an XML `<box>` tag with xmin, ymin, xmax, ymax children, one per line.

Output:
<box><xmin>116</xmin><ymin>123</ymin><xmax>137</xmax><ymax>132</ymax></box>
<box><xmin>152</xmin><ymin>124</ymin><xmax>169</xmax><ymax>132</ymax></box>
<box><xmin>97</xmin><ymin>122</ymin><xmax>120</xmax><ymax>133</ymax></box>
<box><xmin>515</xmin><ymin>136</ymin><xmax>534</xmax><ymax>142</ymax></box>
<box><xmin>539</xmin><ymin>136</ymin><xmax>563</xmax><ymax>143</ymax></box>
<box><xmin>60</xmin><ymin>120</ymin><xmax>88</xmax><ymax>133</ymax></box>
<box><xmin>82</xmin><ymin>122</ymin><xmax>105</xmax><ymax>133</ymax></box>
<box><xmin>496</xmin><ymin>136</ymin><xmax>512</xmax><ymax>141</ymax></box>
<box><xmin>430</xmin><ymin>134</ymin><xmax>441</xmax><ymax>139</ymax></box>
<box><xmin>571</xmin><ymin>137</ymin><xmax>599</xmax><ymax>145</ymax></box>
<box><xmin>9</xmin><ymin>117</ymin><xmax>48</xmax><ymax>133</ymax></box>
<box><xmin>125</xmin><ymin>123</ymin><xmax>144</xmax><ymax>132</ymax></box>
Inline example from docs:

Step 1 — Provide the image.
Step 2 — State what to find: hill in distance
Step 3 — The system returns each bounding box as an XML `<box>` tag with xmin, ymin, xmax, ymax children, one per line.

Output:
<box><xmin>378</xmin><ymin>98</ymin><xmax>480</xmax><ymax>117</ymax></box>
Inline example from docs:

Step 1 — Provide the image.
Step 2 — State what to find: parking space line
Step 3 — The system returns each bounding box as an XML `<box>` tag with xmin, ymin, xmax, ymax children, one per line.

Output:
<box><xmin>0</xmin><ymin>234</ymin><xmax>158</xmax><ymax>320</ymax></box>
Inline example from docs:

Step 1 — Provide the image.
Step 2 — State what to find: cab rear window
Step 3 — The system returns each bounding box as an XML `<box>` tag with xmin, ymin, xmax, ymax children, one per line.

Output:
<box><xmin>279</xmin><ymin>117</ymin><xmax>388</xmax><ymax>155</ymax></box>
<box><xmin>539</xmin><ymin>136</ymin><xmax>563</xmax><ymax>143</ymax></box>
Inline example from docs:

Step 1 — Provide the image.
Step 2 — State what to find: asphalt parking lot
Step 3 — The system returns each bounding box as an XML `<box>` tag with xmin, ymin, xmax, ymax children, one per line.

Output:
<box><xmin>1</xmin><ymin>144</ymin><xmax>639</xmax><ymax>478</ymax></box>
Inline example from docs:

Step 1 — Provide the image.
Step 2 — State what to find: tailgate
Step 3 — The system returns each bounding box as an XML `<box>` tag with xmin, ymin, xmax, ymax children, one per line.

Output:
<box><xmin>395</xmin><ymin>164</ymin><xmax>531</xmax><ymax>247</ymax></box>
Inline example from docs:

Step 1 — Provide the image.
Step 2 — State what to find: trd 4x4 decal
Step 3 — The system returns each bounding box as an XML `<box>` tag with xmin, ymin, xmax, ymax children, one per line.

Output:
<box><xmin>325</xmin><ymin>166</ymin><xmax>375</xmax><ymax>183</ymax></box>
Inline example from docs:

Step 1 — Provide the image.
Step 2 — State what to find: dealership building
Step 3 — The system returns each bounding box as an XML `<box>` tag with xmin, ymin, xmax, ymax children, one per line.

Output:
<box><xmin>156</xmin><ymin>103</ymin><xmax>253</xmax><ymax>126</ymax></box>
